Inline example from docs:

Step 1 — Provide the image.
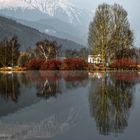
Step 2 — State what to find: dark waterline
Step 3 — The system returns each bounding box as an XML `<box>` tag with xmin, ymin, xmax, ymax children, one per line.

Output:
<box><xmin>0</xmin><ymin>71</ymin><xmax>140</xmax><ymax>140</ymax></box>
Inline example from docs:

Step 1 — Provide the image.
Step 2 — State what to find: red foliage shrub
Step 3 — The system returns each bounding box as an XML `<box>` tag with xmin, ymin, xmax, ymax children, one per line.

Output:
<box><xmin>25</xmin><ymin>59</ymin><xmax>44</xmax><ymax>70</ymax></box>
<box><xmin>111</xmin><ymin>58</ymin><xmax>137</xmax><ymax>69</ymax></box>
<box><xmin>111</xmin><ymin>72</ymin><xmax>139</xmax><ymax>82</ymax></box>
<box><xmin>40</xmin><ymin>59</ymin><xmax>62</xmax><ymax>70</ymax></box>
<box><xmin>26</xmin><ymin>71</ymin><xmax>45</xmax><ymax>83</ymax></box>
<box><xmin>40</xmin><ymin>71</ymin><xmax>61</xmax><ymax>81</ymax></box>
<box><xmin>25</xmin><ymin>58</ymin><xmax>88</xmax><ymax>71</ymax></box>
<box><xmin>61</xmin><ymin>58</ymin><xmax>88</xmax><ymax>70</ymax></box>
<box><xmin>62</xmin><ymin>71</ymin><xmax>88</xmax><ymax>81</ymax></box>
<box><xmin>26</xmin><ymin>71</ymin><xmax>61</xmax><ymax>83</ymax></box>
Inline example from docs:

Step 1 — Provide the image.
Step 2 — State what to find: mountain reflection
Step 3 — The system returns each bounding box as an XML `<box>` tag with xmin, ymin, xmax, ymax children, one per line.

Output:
<box><xmin>0</xmin><ymin>71</ymin><xmax>88</xmax><ymax>102</ymax></box>
<box><xmin>89</xmin><ymin>72</ymin><xmax>139</xmax><ymax>135</ymax></box>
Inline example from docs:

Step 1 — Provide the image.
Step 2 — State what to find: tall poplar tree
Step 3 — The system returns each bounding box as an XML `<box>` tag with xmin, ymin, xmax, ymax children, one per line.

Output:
<box><xmin>0</xmin><ymin>36</ymin><xmax>20</xmax><ymax>67</ymax></box>
<box><xmin>88</xmin><ymin>3</ymin><xmax>134</xmax><ymax>65</ymax></box>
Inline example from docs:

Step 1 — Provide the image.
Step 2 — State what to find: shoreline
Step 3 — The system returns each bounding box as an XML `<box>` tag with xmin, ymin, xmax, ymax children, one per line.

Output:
<box><xmin>0</xmin><ymin>66</ymin><xmax>140</xmax><ymax>73</ymax></box>
<box><xmin>0</xmin><ymin>67</ymin><xmax>26</xmax><ymax>72</ymax></box>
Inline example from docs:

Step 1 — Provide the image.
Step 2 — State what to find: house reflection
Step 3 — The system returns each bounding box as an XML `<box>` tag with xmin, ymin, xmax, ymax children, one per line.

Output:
<box><xmin>88</xmin><ymin>72</ymin><xmax>104</xmax><ymax>79</ymax></box>
<box><xmin>89</xmin><ymin>72</ymin><xmax>139</xmax><ymax>135</ymax></box>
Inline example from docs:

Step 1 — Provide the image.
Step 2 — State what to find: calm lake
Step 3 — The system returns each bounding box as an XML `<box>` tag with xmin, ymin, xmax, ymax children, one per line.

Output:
<box><xmin>0</xmin><ymin>71</ymin><xmax>140</xmax><ymax>140</ymax></box>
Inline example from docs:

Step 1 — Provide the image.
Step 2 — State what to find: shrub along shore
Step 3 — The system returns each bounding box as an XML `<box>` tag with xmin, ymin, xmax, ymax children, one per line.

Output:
<box><xmin>0</xmin><ymin>58</ymin><xmax>88</xmax><ymax>71</ymax></box>
<box><xmin>0</xmin><ymin>58</ymin><xmax>140</xmax><ymax>72</ymax></box>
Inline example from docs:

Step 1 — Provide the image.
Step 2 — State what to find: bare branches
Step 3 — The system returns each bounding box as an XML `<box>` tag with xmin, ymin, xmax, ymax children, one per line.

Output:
<box><xmin>88</xmin><ymin>3</ymin><xmax>134</xmax><ymax>64</ymax></box>
<box><xmin>0</xmin><ymin>36</ymin><xmax>20</xmax><ymax>67</ymax></box>
<box><xmin>36</xmin><ymin>39</ymin><xmax>60</xmax><ymax>61</ymax></box>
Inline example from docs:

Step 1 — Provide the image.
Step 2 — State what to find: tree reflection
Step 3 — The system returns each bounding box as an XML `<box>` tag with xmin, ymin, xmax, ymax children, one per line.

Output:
<box><xmin>33</xmin><ymin>71</ymin><xmax>88</xmax><ymax>99</ymax></box>
<box><xmin>89</xmin><ymin>72</ymin><xmax>137</xmax><ymax>135</ymax></box>
<box><xmin>0</xmin><ymin>71</ymin><xmax>88</xmax><ymax>102</ymax></box>
<box><xmin>0</xmin><ymin>73</ymin><xmax>20</xmax><ymax>102</ymax></box>
<box><xmin>36</xmin><ymin>71</ymin><xmax>61</xmax><ymax>99</ymax></box>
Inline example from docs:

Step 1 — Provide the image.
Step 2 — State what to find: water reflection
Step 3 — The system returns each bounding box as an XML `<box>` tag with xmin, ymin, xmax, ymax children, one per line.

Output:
<box><xmin>89</xmin><ymin>72</ymin><xmax>139</xmax><ymax>135</ymax></box>
<box><xmin>0</xmin><ymin>71</ymin><xmax>88</xmax><ymax>102</ymax></box>
<box><xmin>29</xmin><ymin>71</ymin><xmax>88</xmax><ymax>99</ymax></box>
<box><xmin>0</xmin><ymin>108</ymin><xmax>79</xmax><ymax>140</ymax></box>
<box><xmin>0</xmin><ymin>71</ymin><xmax>139</xmax><ymax>139</ymax></box>
<box><xmin>0</xmin><ymin>73</ymin><xmax>20</xmax><ymax>102</ymax></box>
<box><xmin>0</xmin><ymin>71</ymin><xmax>88</xmax><ymax>140</ymax></box>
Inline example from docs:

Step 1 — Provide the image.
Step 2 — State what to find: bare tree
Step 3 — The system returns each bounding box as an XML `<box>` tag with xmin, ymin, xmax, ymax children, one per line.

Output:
<box><xmin>88</xmin><ymin>3</ymin><xmax>134</xmax><ymax>65</ymax></box>
<box><xmin>0</xmin><ymin>36</ymin><xmax>20</xmax><ymax>67</ymax></box>
<box><xmin>36</xmin><ymin>39</ymin><xmax>60</xmax><ymax>61</ymax></box>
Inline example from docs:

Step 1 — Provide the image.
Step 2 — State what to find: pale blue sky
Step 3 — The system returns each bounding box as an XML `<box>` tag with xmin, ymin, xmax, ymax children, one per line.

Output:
<box><xmin>70</xmin><ymin>0</ymin><xmax>139</xmax><ymax>29</ymax></box>
<box><xmin>70</xmin><ymin>0</ymin><xmax>139</xmax><ymax>11</ymax></box>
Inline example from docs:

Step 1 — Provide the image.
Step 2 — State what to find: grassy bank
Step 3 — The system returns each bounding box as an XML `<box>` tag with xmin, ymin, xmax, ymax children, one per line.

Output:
<box><xmin>88</xmin><ymin>64</ymin><xmax>139</xmax><ymax>72</ymax></box>
<box><xmin>0</xmin><ymin>65</ymin><xmax>139</xmax><ymax>72</ymax></box>
<box><xmin>0</xmin><ymin>66</ymin><xmax>26</xmax><ymax>72</ymax></box>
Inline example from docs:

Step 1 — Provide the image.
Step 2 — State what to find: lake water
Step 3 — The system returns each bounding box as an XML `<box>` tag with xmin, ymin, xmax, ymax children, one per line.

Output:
<box><xmin>0</xmin><ymin>71</ymin><xmax>140</xmax><ymax>140</ymax></box>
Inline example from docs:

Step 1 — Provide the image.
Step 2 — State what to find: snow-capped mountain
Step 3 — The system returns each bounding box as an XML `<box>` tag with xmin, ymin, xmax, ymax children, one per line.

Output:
<box><xmin>25</xmin><ymin>0</ymin><xmax>82</xmax><ymax>24</ymax></box>
<box><xmin>0</xmin><ymin>0</ymin><xmax>91</xmax><ymax>45</ymax></box>
<box><xmin>0</xmin><ymin>0</ymin><xmax>91</xmax><ymax>26</ymax></box>
<box><xmin>0</xmin><ymin>0</ymin><xmax>32</xmax><ymax>9</ymax></box>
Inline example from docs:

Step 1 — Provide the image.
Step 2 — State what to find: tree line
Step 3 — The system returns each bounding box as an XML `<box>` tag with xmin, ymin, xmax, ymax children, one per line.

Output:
<box><xmin>1</xmin><ymin>3</ymin><xmax>139</xmax><ymax>68</ymax></box>
<box><xmin>0</xmin><ymin>36</ymin><xmax>88</xmax><ymax>68</ymax></box>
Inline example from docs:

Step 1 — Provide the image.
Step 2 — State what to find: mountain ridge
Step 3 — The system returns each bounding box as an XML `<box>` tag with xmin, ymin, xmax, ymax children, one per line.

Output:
<box><xmin>0</xmin><ymin>15</ymin><xmax>85</xmax><ymax>51</ymax></box>
<box><xmin>0</xmin><ymin>0</ymin><xmax>91</xmax><ymax>26</ymax></box>
<box><xmin>0</xmin><ymin>0</ymin><xmax>91</xmax><ymax>45</ymax></box>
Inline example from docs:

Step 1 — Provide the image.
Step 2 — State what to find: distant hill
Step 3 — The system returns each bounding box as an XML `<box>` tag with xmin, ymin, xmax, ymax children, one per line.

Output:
<box><xmin>17</xmin><ymin>17</ymin><xmax>87</xmax><ymax>45</ymax></box>
<box><xmin>0</xmin><ymin>0</ymin><xmax>91</xmax><ymax>45</ymax></box>
<box><xmin>0</xmin><ymin>16</ymin><xmax>85</xmax><ymax>51</ymax></box>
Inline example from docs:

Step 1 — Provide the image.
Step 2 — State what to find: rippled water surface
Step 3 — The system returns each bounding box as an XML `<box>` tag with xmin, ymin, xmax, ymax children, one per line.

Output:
<box><xmin>0</xmin><ymin>71</ymin><xmax>140</xmax><ymax>140</ymax></box>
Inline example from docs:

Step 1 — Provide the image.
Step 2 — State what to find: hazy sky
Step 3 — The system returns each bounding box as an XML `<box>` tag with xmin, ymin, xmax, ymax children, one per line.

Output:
<box><xmin>70</xmin><ymin>0</ymin><xmax>140</xmax><ymax>46</ymax></box>
<box><xmin>70</xmin><ymin>0</ymin><xmax>139</xmax><ymax>11</ymax></box>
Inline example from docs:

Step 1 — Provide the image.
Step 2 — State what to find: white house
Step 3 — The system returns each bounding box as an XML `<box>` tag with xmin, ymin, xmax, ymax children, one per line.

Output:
<box><xmin>88</xmin><ymin>54</ymin><xmax>104</xmax><ymax>64</ymax></box>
